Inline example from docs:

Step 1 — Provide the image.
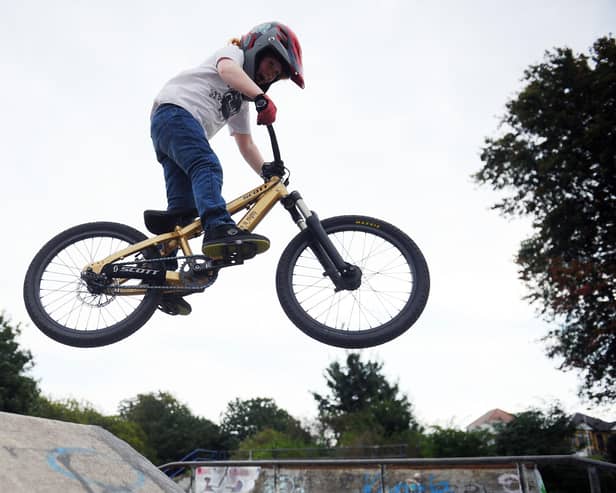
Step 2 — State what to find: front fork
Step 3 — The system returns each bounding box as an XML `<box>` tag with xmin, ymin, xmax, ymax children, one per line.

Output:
<box><xmin>281</xmin><ymin>191</ymin><xmax>362</xmax><ymax>291</ymax></box>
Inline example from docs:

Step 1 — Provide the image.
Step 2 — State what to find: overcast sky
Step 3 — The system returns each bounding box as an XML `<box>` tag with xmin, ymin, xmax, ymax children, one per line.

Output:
<box><xmin>2</xmin><ymin>1</ymin><xmax>615</xmax><ymax>432</ymax></box>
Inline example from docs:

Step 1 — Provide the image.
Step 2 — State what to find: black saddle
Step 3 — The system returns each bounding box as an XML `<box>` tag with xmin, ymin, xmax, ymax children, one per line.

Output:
<box><xmin>143</xmin><ymin>208</ymin><xmax>198</xmax><ymax>234</ymax></box>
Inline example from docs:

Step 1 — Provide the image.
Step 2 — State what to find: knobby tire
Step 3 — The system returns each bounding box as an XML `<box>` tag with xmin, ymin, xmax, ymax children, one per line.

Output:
<box><xmin>23</xmin><ymin>222</ymin><xmax>161</xmax><ymax>347</ymax></box>
<box><xmin>276</xmin><ymin>215</ymin><xmax>429</xmax><ymax>348</ymax></box>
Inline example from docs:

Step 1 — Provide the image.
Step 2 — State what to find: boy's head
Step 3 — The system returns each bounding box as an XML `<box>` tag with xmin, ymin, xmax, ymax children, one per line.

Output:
<box><xmin>240</xmin><ymin>22</ymin><xmax>304</xmax><ymax>92</ymax></box>
<box><xmin>255</xmin><ymin>49</ymin><xmax>290</xmax><ymax>87</ymax></box>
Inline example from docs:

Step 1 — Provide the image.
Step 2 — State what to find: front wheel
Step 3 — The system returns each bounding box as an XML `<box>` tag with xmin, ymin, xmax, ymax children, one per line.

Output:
<box><xmin>23</xmin><ymin>222</ymin><xmax>161</xmax><ymax>347</ymax></box>
<box><xmin>276</xmin><ymin>215</ymin><xmax>430</xmax><ymax>348</ymax></box>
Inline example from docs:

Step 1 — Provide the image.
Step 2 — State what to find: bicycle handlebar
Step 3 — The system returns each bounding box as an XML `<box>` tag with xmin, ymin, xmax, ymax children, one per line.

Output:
<box><xmin>266</xmin><ymin>125</ymin><xmax>282</xmax><ymax>164</ymax></box>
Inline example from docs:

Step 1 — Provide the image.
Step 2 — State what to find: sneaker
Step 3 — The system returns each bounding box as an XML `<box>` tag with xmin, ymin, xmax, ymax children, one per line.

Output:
<box><xmin>202</xmin><ymin>224</ymin><xmax>270</xmax><ymax>260</ymax></box>
<box><xmin>157</xmin><ymin>295</ymin><xmax>192</xmax><ymax>316</ymax></box>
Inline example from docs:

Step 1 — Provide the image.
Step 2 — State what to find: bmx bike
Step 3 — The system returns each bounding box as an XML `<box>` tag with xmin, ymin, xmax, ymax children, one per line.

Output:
<box><xmin>23</xmin><ymin>125</ymin><xmax>430</xmax><ymax>349</ymax></box>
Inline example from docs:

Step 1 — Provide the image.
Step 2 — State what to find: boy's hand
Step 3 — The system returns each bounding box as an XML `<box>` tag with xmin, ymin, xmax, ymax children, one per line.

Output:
<box><xmin>260</xmin><ymin>161</ymin><xmax>285</xmax><ymax>181</ymax></box>
<box><xmin>254</xmin><ymin>94</ymin><xmax>277</xmax><ymax>125</ymax></box>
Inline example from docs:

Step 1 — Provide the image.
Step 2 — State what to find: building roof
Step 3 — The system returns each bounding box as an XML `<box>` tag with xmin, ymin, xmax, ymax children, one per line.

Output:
<box><xmin>571</xmin><ymin>413</ymin><xmax>616</xmax><ymax>432</ymax></box>
<box><xmin>467</xmin><ymin>409</ymin><xmax>616</xmax><ymax>433</ymax></box>
<box><xmin>467</xmin><ymin>409</ymin><xmax>515</xmax><ymax>431</ymax></box>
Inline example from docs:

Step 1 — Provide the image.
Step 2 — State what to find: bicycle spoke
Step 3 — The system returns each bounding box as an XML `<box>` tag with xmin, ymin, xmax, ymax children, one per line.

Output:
<box><xmin>37</xmin><ymin>235</ymin><xmax>148</xmax><ymax>332</ymax></box>
<box><xmin>291</xmin><ymin>228</ymin><xmax>415</xmax><ymax>332</ymax></box>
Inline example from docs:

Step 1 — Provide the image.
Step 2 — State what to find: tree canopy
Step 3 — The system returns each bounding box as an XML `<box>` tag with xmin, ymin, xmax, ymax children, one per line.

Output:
<box><xmin>425</xmin><ymin>427</ymin><xmax>494</xmax><ymax>458</ymax></box>
<box><xmin>220</xmin><ymin>397</ymin><xmax>311</xmax><ymax>447</ymax></box>
<box><xmin>118</xmin><ymin>391</ymin><xmax>225</xmax><ymax>465</ymax></box>
<box><xmin>32</xmin><ymin>397</ymin><xmax>153</xmax><ymax>458</ymax></box>
<box><xmin>234</xmin><ymin>428</ymin><xmax>315</xmax><ymax>459</ymax></box>
<box><xmin>0</xmin><ymin>314</ymin><xmax>40</xmax><ymax>414</ymax></box>
<box><xmin>475</xmin><ymin>36</ymin><xmax>616</xmax><ymax>402</ymax></box>
<box><xmin>494</xmin><ymin>406</ymin><xmax>576</xmax><ymax>456</ymax></box>
<box><xmin>312</xmin><ymin>353</ymin><xmax>420</xmax><ymax>446</ymax></box>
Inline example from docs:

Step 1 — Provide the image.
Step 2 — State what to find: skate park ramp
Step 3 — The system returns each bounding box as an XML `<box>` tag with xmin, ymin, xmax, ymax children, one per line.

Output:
<box><xmin>0</xmin><ymin>411</ymin><xmax>182</xmax><ymax>492</ymax></box>
<box><xmin>172</xmin><ymin>462</ymin><xmax>546</xmax><ymax>492</ymax></box>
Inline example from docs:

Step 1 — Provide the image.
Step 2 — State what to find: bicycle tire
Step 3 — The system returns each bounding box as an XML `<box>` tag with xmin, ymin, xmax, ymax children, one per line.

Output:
<box><xmin>276</xmin><ymin>215</ymin><xmax>429</xmax><ymax>348</ymax></box>
<box><xmin>23</xmin><ymin>222</ymin><xmax>161</xmax><ymax>348</ymax></box>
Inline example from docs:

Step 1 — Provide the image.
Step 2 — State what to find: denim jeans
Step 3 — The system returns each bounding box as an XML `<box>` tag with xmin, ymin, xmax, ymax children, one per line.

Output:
<box><xmin>150</xmin><ymin>104</ymin><xmax>233</xmax><ymax>231</ymax></box>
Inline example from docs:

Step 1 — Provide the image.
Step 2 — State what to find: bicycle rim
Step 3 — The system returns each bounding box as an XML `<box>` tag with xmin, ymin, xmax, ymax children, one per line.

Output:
<box><xmin>24</xmin><ymin>222</ymin><xmax>160</xmax><ymax>347</ymax></box>
<box><xmin>292</xmin><ymin>230</ymin><xmax>414</xmax><ymax>331</ymax></box>
<box><xmin>39</xmin><ymin>237</ymin><xmax>146</xmax><ymax>330</ymax></box>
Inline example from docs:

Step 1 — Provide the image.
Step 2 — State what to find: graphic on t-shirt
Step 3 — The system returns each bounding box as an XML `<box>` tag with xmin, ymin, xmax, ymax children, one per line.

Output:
<box><xmin>220</xmin><ymin>90</ymin><xmax>242</xmax><ymax>119</ymax></box>
<box><xmin>209</xmin><ymin>86</ymin><xmax>243</xmax><ymax>121</ymax></box>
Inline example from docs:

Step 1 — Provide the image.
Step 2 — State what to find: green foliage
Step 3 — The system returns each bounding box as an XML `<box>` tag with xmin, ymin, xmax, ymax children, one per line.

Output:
<box><xmin>426</xmin><ymin>427</ymin><xmax>495</xmax><ymax>458</ymax></box>
<box><xmin>494</xmin><ymin>405</ymin><xmax>575</xmax><ymax>456</ymax></box>
<box><xmin>119</xmin><ymin>391</ymin><xmax>224</xmax><ymax>465</ymax></box>
<box><xmin>415</xmin><ymin>407</ymin><xmax>591</xmax><ymax>493</ymax></box>
<box><xmin>0</xmin><ymin>314</ymin><xmax>40</xmax><ymax>414</ymax></box>
<box><xmin>475</xmin><ymin>36</ymin><xmax>616</xmax><ymax>402</ymax></box>
<box><xmin>234</xmin><ymin>428</ymin><xmax>314</xmax><ymax>459</ymax></box>
<box><xmin>32</xmin><ymin>396</ymin><xmax>153</xmax><ymax>458</ymax></box>
<box><xmin>220</xmin><ymin>397</ymin><xmax>311</xmax><ymax>449</ymax></box>
<box><xmin>312</xmin><ymin>353</ymin><xmax>420</xmax><ymax>446</ymax></box>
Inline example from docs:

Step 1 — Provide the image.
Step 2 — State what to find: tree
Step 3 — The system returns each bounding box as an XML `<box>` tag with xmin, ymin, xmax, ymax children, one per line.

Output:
<box><xmin>32</xmin><ymin>396</ymin><xmax>153</xmax><ymax>458</ymax></box>
<box><xmin>0</xmin><ymin>313</ymin><xmax>40</xmax><ymax>414</ymax></box>
<box><xmin>118</xmin><ymin>391</ymin><xmax>225</xmax><ymax>465</ymax></box>
<box><xmin>426</xmin><ymin>427</ymin><xmax>495</xmax><ymax>458</ymax></box>
<box><xmin>220</xmin><ymin>397</ymin><xmax>311</xmax><ymax>448</ymax></box>
<box><xmin>312</xmin><ymin>353</ymin><xmax>421</xmax><ymax>448</ymax></box>
<box><xmin>474</xmin><ymin>36</ymin><xmax>616</xmax><ymax>402</ymax></box>
<box><xmin>234</xmin><ymin>428</ymin><xmax>315</xmax><ymax>459</ymax></box>
<box><xmin>494</xmin><ymin>406</ymin><xmax>590</xmax><ymax>493</ymax></box>
<box><xmin>494</xmin><ymin>406</ymin><xmax>575</xmax><ymax>456</ymax></box>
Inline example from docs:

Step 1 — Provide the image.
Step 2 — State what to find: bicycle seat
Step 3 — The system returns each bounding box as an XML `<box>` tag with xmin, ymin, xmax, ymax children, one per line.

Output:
<box><xmin>144</xmin><ymin>208</ymin><xmax>198</xmax><ymax>234</ymax></box>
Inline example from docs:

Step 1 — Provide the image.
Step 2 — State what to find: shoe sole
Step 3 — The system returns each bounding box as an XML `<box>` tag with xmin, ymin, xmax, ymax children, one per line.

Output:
<box><xmin>158</xmin><ymin>297</ymin><xmax>192</xmax><ymax>316</ymax></box>
<box><xmin>202</xmin><ymin>238</ymin><xmax>270</xmax><ymax>260</ymax></box>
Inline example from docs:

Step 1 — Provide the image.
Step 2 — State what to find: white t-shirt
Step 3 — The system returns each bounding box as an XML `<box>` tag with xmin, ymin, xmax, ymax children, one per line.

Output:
<box><xmin>152</xmin><ymin>45</ymin><xmax>251</xmax><ymax>139</ymax></box>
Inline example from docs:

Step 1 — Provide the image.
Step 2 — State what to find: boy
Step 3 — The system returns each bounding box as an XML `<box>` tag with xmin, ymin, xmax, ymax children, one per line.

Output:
<box><xmin>150</xmin><ymin>22</ymin><xmax>304</xmax><ymax>315</ymax></box>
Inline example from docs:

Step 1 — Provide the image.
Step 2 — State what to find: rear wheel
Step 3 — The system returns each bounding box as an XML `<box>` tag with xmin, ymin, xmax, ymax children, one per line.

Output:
<box><xmin>23</xmin><ymin>222</ymin><xmax>161</xmax><ymax>347</ymax></box>
<box><xmin>276</xmin><ymin>215</ymin><xmax>430</xmax><ymax>348</ymax></box>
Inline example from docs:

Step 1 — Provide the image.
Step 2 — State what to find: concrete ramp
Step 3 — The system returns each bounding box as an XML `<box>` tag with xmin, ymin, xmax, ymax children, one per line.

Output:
<box><xmin>0</xmin><ymin>411</ymin><xmax>182</xmax><ymax>492</ymax></box>
<box><xmin>187</xmin><ymin>464</ymin><xmax>544</xmax><ymax>492</ymax></box>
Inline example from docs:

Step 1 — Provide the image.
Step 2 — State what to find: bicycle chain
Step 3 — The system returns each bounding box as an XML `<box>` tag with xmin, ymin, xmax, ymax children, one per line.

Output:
<box><xmin>106</xmin><ymin>256</ymin><xmax>217</xmax><ymax>294</ymax></box>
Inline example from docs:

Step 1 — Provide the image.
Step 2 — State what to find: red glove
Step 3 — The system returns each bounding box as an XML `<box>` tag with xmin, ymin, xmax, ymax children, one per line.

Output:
<box><xmin>254</xmin><ymin>94</ymin><xmax>277</xmax><ymax>125</ymax></box>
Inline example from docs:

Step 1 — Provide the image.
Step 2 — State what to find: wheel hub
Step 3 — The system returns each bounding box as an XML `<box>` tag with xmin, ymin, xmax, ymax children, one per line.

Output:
<box><xmin>337</xmin><ymin>264</ymin><xmax>362</xmax><ymax>291</ymax></box>
<box><xmin>81</xmin><ymin>269</ymin><xmax>112</xmax><ymax>295</ymax></box>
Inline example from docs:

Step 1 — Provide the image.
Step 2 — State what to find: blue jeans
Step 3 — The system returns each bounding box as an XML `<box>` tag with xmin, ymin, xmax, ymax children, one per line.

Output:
<box><xmin>150</xmin><ymin>104</ymin><xmax>233</xmax><ymax>231</ymax></box>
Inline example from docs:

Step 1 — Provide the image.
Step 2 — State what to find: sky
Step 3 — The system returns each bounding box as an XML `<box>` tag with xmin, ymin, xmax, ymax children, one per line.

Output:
<box><xmin>2</xmin><ymin>1</ymin><xmax>615</xmax><ymax>434</ymax></box>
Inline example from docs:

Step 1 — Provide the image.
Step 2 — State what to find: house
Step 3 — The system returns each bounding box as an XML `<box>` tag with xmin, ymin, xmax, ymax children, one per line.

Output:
<box><xmin>467</xmin><ymin>409</ymin><xmax>616</xmax><ymax>458</ymax></box>
<box><xmin>571</xmin><ymin>413</ymin><xmax>616</xmax><ymax>457</ymax></box>
<box><xmin>466</xmin><ymin>408</ymin><xmax>515</xmax><ymax>433</ymax></box>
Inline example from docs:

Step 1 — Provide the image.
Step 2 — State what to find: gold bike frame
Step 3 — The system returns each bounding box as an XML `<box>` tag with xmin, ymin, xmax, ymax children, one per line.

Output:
<box><xmin>87</xmin><ymin>177</ymin><xmax>290</xmax><ymax>292</ymax></box>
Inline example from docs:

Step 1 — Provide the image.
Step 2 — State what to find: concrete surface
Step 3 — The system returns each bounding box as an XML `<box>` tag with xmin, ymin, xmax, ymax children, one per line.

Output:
<box><xmin>0</xmin><ymin>411</ymin><xmax>182</xmax><ymax>492</ymax></box>
<box><xmin>186</xmin><ymin>463</ymin><xmax>544</xmax><ymax>492</ymax></box>
<box><xmin>0</xmin><ymin>411</ymin><xmax>549</xmax><ymax>493</ymax></box>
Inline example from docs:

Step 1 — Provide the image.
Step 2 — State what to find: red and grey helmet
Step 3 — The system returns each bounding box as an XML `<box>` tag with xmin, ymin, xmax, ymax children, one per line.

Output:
<box><xmin>240</xmin><ymin>22</ymin><xmax>304</xmax><ymax>92</ymax></box>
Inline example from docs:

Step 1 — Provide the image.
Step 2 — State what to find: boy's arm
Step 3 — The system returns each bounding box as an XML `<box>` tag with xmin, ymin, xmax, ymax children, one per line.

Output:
<box><xmin>234</xmin><ymin>133</ymin><xmax>265</xmax><ymax>174</ymax></box>
<box><xmin>217</xmin><ymin>58</ymin><xmax>262</xmax><ymax>99</ymax></box>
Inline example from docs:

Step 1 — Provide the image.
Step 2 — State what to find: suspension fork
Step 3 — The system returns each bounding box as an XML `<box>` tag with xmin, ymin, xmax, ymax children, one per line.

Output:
<box><xmin>281</xmin><ymin>191</ymin><xmax>362</xmax><ymax>291</ymax></box>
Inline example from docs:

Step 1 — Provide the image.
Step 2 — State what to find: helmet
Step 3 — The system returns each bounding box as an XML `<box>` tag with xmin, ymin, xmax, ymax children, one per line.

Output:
<box><xmin>240</xmin><ymin>22</ymin><xmax>304</xmax><ymax>92</ymax></box>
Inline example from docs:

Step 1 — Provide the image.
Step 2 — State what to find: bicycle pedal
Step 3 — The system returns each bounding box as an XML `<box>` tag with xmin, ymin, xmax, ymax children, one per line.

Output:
<box><xmin>180</xmin><ymin>256</ymin><xmax>216</xmax><ymax>276</ymax></box>
<box><xmin>204</xmin><ymin>241</ymin><xmax>257</xmax><ymax>262</ymax></box>
<box><xmin>220</xmin><ymin>245</ymin><xmax>247</xmax><ymax>265</ymax></box>
<box><xmin>228</xmin><ymin>242</ymin><xmax>258</xmax><ymax>261</ymax></box>
<box><xmin>157</xmin><ymin>295</ymin><xmax>192</xmax><ymax>316</ymax></box>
